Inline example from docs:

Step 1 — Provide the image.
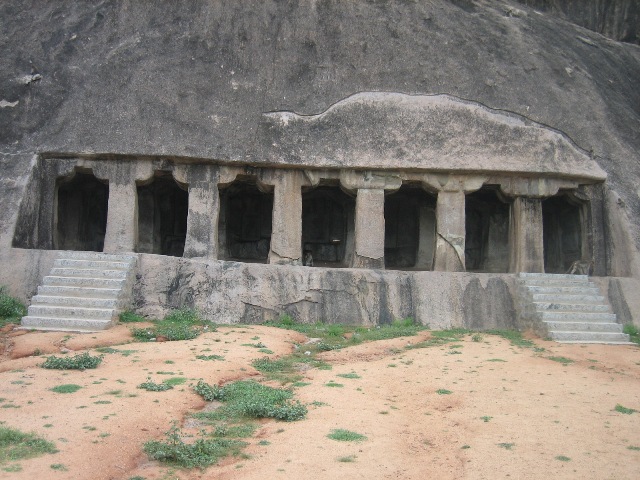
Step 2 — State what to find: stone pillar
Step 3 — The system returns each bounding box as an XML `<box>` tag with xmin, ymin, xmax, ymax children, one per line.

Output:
<box><xmin>433</xmin><ymin>190</ymin><xmax>466</xmax><ymax>271</ymax></box>
<box><xmin>352</xmin><ymin>188</ymin><xmax>385</xmax><ymax>269</ymax></box>
<box><xmin>266</xmin><ymin>170</ymin><xmax>303</xmax><ymax>265</ymax></box>
<box><xmin>103</xmin><ymin>182</ymin><xmax>138</xmax><ymax>253</ymax></box>
<box><xmin>183</xmin><ymin>181</ymin><xmax>220</xmax><ymax>259</ymax></box>
<box><xmin>415</xmin><ymin>204</ymin><xmax>436</xmax><ymax>269</ymax></box>
<box><xmin>509</xmin><ymin>196</ymin><xmax>544</xmax><ymax>273</ymax></box>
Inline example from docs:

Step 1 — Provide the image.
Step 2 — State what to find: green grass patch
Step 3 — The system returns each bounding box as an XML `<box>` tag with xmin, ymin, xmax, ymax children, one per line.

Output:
<box><xmin>555</xmin><ymin>455</ymin><xmax>571</xmax><ymax>462</ymax></box>
<box><xmin>95</xmin><ymin>347</ymin><xmax>137</xmax><ymax>357</ymax></box>
<box><xmin>41</xmin><ymin>352</ymin><xmax>103</xmax><ymax>370</ymax></box>
<box><xmin>50</xmin><ymin>463</ymin><xmax>67</xmax><ymax>471</ymax></box>
<box><xmin>486</xmin><ymin>358</ymin><xmax>506</xmax><ymax>362</ymax></box>
<box><xmin>131</xmin><ymin>308</ymin><xmax>208</xmax><ymax>342</ymax></box>
<box><xmin>119</xmin><ymin>311</ymin><xmax>146</xmax><ymax>323</ymax></box>
<box><xmin>436</xmin><ymin>389</ymin><xmax>452</xmax><ymax>395</ymax></box>
<box><xmin>337</xmin><ymin>455</ymin><xmax>357</xmax><ymax>462</ymax></box>
<box><xmin>196</xmin><ymin>355</ymin><xmax>225</xmax><ymax>361</ymax></box>
<box><xmin>211</xmin><ymin>423</ymin><xmax>257</xmax><ymax>439</ymax></box>
<box><xmin>623</xmin><ymin>324</ymin><xmax>639</xmax><ymax>344</ymax></box>
<box><xmin>325</xmin><ymin>382</ymin><xmax>343</xmax><ymax>388</ymax></box>
<box><xmin>192</xmin><ymin>380</ymin><xmax>307</xmax><ymax>422</ymax></box>
<box><xmin>0</xmin><ymin>426</ymin><xmax>57</xmax><ymax>463</ymax></box>
<box><xmin>50</xmin><ymin>384</ymin><xmax>82</xmax><ymax>394</ymax></box>
<box><xmin>547</xmin><ymin>356</ymin><xmax>574</xmax><ymax>365</ymax></box>
<box><xmin>485</xmin><ymin>330</ymin><xmax>536</xmax><ymax>348</ymax></box>
<box><xmin>627</xmin><ymin>446</ymin><xmax>640</xmax><ymax>451</ymax></box>
<box><xmin>336</xmin><ymin>373</ymin><xmax>361</xmax><ymax>379</ymax></box>
<box><xmin>327</xmin><ymin>429</ymin><xmax>367</xmax><ymax>442</ymax></box>
<box><xmin>497</xmin><ymin>442</ymin><xmax>515</xmax><ymax>450</ymax></box>
<box><xmin>614</xmin><ymin>404</ymin><xmax>637</xmax><ymax>415</ymax></box>
<box><xmin>163</xmin><ymin>377</ymin><xmax>187</xmax><ymax>387</ymax></box>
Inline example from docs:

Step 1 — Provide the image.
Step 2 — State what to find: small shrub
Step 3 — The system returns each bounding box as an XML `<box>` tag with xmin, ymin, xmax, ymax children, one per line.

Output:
<box><xmin>143</xmin><ymin>424</ymin><xmax>245</xmax><ymax>468</ymax></box>
<box><xmin>41</xmin><ymin>352</ymin><xmax>103</xmax><ymax>370</ymax></box>
<box><xmin>0</xmin><ymin>426</ymin><xmax>57</xmax><ymax>463</ymax></box>
<box><xmin>50</xmin><ymin>384</ymin><xmax>82</xmax><ymax>394</ymax></box>
<box><xmin>138</xmin><ymin>379</ymin><xmax>173</xmax><ymax>392</ymax></box>
<box><xmin>194</xmin><ymin>381</ymin><xmax>223</xmax><ymax>401</ymax></box>
<box><xmin>327</xmin><ymin>429</ymin><xmax>367</xmax><ymax>442</ymax></box>
<box><xmin>50</xmin><ymin>463</ymin><xmax>67</xmax><ymax>471</ymax></box>
<box><xmin>0</xmin><ymin>287</ymin><xmax>26</xmax><ymax>325</ymax></box>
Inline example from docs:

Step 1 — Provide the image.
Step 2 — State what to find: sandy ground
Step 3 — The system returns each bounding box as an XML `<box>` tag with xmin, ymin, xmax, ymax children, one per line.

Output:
<box><xmin>1</xmin><ymin>324</ymin><xmax>639</xmax><ymax>480</ymax></box>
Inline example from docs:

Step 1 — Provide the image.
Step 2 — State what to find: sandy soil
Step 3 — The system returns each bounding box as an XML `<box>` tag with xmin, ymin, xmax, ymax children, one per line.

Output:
<box><xmin>1</xmin><ymin>324</ymin><xmax>639</xmax><ymax>480</ymax></box>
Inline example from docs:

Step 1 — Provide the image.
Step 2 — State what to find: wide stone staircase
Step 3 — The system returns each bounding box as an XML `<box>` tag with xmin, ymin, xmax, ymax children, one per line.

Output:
<box><xmin>517</xmin><ymin>272</ymin><xmax>631</xmax><ymax>344</ymax></box>
<box><xmin>21</xmin><ymin>251</ymin><xmax>137</xmax><ymax>332</ymax></box>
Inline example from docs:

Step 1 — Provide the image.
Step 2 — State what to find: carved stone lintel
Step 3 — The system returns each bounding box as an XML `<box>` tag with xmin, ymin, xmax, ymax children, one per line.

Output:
<box><xmin>499</xmin><ymin>177</ymin><xmax>578</xmax><ymax>199</ymax></box>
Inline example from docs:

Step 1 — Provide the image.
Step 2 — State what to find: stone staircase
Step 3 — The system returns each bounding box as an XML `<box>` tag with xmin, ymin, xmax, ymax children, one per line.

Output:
<box><xmin>517</xmin><ymin>272</ymin><xmax>631</xmax><ymax>344</ymax></box>
<box><xmin>21</xmin><ymin>251</ymin><xmax>137</xmax><ymax>332</ymax></box>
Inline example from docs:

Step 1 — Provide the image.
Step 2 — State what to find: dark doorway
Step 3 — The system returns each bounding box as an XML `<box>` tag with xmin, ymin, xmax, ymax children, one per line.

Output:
<box><xmin>465</xmin><ymin>188</ymin><xmax>510</xmax><ymax>272</ymax></box>
<box><xmin>219</xmin><ymin>181</ymin><xmax>273</xmax><ymax>262</ymax></box>
<box><xmin>302</xmin><ymin>186</ymin><xmax>354</xmax><ymax>267</ymax></box>
<box><xmin>137</xmin><ymin>174</ymin><xmax>188</xmax><ymax>257</ymax></box>
<box><xmin>55</xmin><ymin>171</ymin><xmax>109</xmax><ymax>252</ymax></box>
<box><xmin>385</xmin><ymin>186</ymin><xmax>436</xmax><ymax>270</ymax></box>
<box><xmin>543</xmin><ymin>194</ymin><xmax>584</xmax><ymax>273</ymax></box>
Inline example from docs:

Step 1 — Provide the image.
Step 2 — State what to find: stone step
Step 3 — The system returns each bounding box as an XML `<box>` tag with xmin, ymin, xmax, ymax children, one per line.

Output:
<box><xmin>518</xmin><ymin>273</ymin><xmax>589</xmax><ymax>281</ymax></box>
<box><xmin>54</xmin><ymin>258</ymin><xmax>132</xmax><ymax>270</ymax></box>
<box><xmin>31</xmin><ymin>295</ymin><xmax>119</xmax><ymax>309</ymax></box>
<box><xmin>59</xmin><ymin>251</ymin><xmax>137</xmax><ymax>263</ymax></box>
<box><xmin>522</xmin><ymin>285</ymin><xmax>600</xmax><ymax>295</ymax></box>
<box><xmin>544</xmin><ymin>320</ymin><xmax>623</xmax><ymax>333</ymax></box>
<box><xmin>49</xmin><ymin>267</ymin><xmax>128</xmax><ymax>279</ymax></box>
<box><xmin>42</xmin><ymin>276</ymin><xmax>127</xmax><ymax>289</ymax></box>
<box><xmin>37</xmin><ymin>285</ymin><xmax>121</xmax><ymax>299</ymax></box>
<box><xmin>538</xmin><ymin>311</ymin><xmax>617</xmax><ymax>322</ymax></box>
<box><xmin>530</xmin><ymin>293</ymin><xmax>605</xmax><ymax>304</ymax></box>
<box><xmin>532</xmin><ymin>302</ymin><xmax>611</xmax><ymax>313</ymax></box>
<box><xmin>549</xmin><ymin>331</ymin><xmax>631</xmax><ymax>343</ymax></box>
<box><xmin>27</xmin><ymin>304</ymin><xmax>116</xmax><ymax>320</ymax></box>
<box><xmin>519</xmin><ymin>277</ymin><xmax>591</xmax><ymax>287</ymax></box>
<box><xmin>21</xmin><ymin>316</ymin><xmax>114</xmax><ymax>332</ymax></box>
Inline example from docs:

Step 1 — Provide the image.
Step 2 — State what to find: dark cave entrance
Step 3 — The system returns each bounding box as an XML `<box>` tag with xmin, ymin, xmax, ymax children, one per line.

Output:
<box><xmin>465</xmin><ymin>188</ymin><xmax>510</xmax><ymax>273</ymax></box>
<box><xmin>137</xmin><ymin>173</ymin><xmax>188</xmax><ymax>257</ymax></box>
<box><xmin>302</xmin><ymin>185</ymin><xmax>355</xmax><ymax>267</ymax></box>
<box><xmin>543</xmin><ymin>194</ymin><xmax>585</xmax><ymax>274</ymax></box>
<box><xmin>55</xmin><ymin>170</ymin><xmax>109</xmax><ymax>252</ymax></box>
<box><xmin>219</xmin><ymin>179</ymin><xmax>273</xmax><ymax>263</ymax></box>
<box><xmin>384</xmin><ymin>185</ymin><xmax>436</xmax><ymax>270</ymax></box>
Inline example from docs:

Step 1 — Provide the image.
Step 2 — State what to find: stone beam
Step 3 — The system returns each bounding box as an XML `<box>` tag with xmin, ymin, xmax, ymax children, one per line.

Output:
<box><xmin>339</xmin><ymin>170</ymin><xmax>402</xmax><ymax>194</ymax></box>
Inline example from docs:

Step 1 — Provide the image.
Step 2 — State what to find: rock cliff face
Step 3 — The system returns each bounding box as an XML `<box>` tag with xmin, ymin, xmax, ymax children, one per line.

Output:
<box><xmin>515</xmin><ymin>0</ymin><xmax>639</xmax><ymax>44</ymax></box>
<box><xmin>1</xmin><ymin>0</ymin><xmax>639</xmax><ymax>268</ymax></box>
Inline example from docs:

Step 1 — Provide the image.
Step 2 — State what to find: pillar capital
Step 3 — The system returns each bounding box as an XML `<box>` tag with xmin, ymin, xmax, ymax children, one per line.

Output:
<box><xmin>499</xmin><ymin>177</ymin><xmax>578</xmax><ymax>199</ymax></box>
<box><xmin>420</xmin><ymin>174</ymin><xmax>487</xmax><ymax>194</ymax></box>
<box><xmin>339</xmin><ymin>170</ymin><xmax>402</xmax><ymax>194</ymax></box>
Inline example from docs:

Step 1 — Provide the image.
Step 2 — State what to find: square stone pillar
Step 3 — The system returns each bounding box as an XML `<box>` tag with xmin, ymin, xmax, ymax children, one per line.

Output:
<box><xmin>509</xmin><ymin>196</ymin><xmax>544</xmax><ymax>273</ymax></box>
<box><xmin>183</xmin><ymin>182</ymin><xmax>220</xmax><ymax>259</ymax></box>
<box><xmin>433</xmin><ymin>190</ymin><xmax>466</xmax><ymax>271</ymax></box>
<box><xmin>352</xmin><ymin>188</ymin><xmax>385</xmax><ymax>269</ymax></box>
<box><xmin>268</xmin><ymin>171</ymin><xmax>303</xmax><ymax>265</ymax></box>
<box><xmin>103</xmin><ymin>182</ymin><xmax>138</xmax><ymax>253</ymax></box>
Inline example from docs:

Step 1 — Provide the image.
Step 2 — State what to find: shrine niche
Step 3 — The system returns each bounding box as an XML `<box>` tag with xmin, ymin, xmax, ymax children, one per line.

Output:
<box><xmin>543</xmin><ymin>194</ymin><xmax>585</xmax><ymax>274</ymax></box>
<box><xmin>219</xmin><ymin>179</ymin><xmax>273</xmax><ymax>262</ymax></box>
<box><xmin>137</xmin><ymin>173</ymin><xmax>188</xmax><ymax>257</ymax></box>
<box><xmin>384</xmin><ymin>185</ymin><xmax>436</xmax><ymax>270</ymax></box>
<box><xmin>55</xmin><ymin>170</ymin><xmax>109</xmax><ymax>252</ymax></box>
<box><xmin>465</xmin><ymin>188</ymin><xmax>510</xmax><ymax>273</ymax></box>
<box><xmin>302</xmin><ymin>186</ymin><xmax>355</xmax><ymax>267</ymax></box>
